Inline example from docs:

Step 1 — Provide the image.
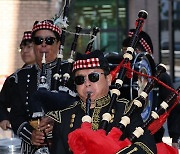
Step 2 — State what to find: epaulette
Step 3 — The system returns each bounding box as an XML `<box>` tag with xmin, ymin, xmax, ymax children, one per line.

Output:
<box><xmin>46</xmin><ymin>101</ymin><xmax>80</xmax><ymax>123</ymax></box>
<box><xmin>9</xmin><ymin>64</ymin><xmax>34</xmax><ymax>83</ymax></box>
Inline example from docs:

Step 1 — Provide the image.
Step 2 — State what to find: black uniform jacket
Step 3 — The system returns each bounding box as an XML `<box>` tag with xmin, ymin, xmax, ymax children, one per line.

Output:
<box><xmin>0</xmin><ymin>65</ymin><xmax>27</xmax><ymax>122</ymax></box>
<box><xmin>9</xmin><ymin>60</ymin><xmax>77</xmax><ymax>154</ymax></box>
<box><xmin>0</xmin><ymin>76</ymin><xmax>13</xmax><ymax>121</ymax></box>
<box><xmin>49</xmin><ymin>95</ymin><xmax>157</xmax><ymax>154</ymax></box>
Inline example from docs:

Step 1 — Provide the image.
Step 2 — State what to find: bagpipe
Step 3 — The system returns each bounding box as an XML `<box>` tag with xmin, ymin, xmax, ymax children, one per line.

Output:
<box><xmin>68</xmin><ymin>10</ymin><xmax>180</xmax><ymax>154</ymax></box>
<box><xmin>100</xmin><ymin>10</ymin><xmax>148</xmax><ymax>131</ymax></box>
<box><xmin>85</xmin><ymin>27</ymin><xmax>100</xmax><ymax>53</ymax></box>
<box><xmin>68</xmin><ymin>87</ymin><xmax>179</xmax><ymax>154</ymax></box>
<box><xmin>59</xmin><ymin>24</ymin><xmax>82</xmax><ymax>88</ymax></box>
<box><xmin>52</xmin><ymin>0</ymin><xmax>70</xmax><ymax>91</ymax></box>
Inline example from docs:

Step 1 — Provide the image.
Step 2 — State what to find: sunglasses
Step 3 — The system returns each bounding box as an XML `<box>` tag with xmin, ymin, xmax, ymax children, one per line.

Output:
<box><xmin>33</xmin><ymin>37</ymin><xmax>56</xmax><ymax>45</ymax></box>
<box><xmin>74</xmin><ymin>72</ymin><xmax>104</xmax><ymax>85</ymax></box>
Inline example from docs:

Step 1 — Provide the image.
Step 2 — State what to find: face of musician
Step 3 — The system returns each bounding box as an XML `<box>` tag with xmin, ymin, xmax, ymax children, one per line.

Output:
<box><xmin>20</xmin><ymin>41</ymin><xmax>35</xmax><ymax>65</ymax></box>
<box><xmin>33</xmin><ymin>30</ymin><xmax>60</xmax><ymax>67</ymax></box>
<box><xmin>75</xmin><ymin>68</ymin><xmax>112</xmax><ymax>108</ymax></box>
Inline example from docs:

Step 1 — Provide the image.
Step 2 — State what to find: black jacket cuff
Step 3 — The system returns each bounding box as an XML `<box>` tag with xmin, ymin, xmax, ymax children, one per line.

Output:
<box><xmin>17</xmin><ymin>122</ymin><xmax>34</xmax><ymax>145</ymax></box>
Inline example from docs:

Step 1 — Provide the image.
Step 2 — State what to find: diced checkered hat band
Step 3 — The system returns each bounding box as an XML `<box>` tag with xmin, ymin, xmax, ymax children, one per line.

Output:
<box><xmin>128</xmin><ymin>30</ymin><xmax>153</xmax><ymax>54</ymax></box>
<box><xmin>73</xmin><ymin>58</ymin><xmax>100</xmax><ymax>71</ymax></box>
<box><xmin>22</xmin><ymin>31</ymin><xmax>32</xmax><ymax>40</ymax></box>
<box><xmin>73</xmin><ymin>50</ymin><xmax>110</xmax><ymax>73</ymax></box>
<box><xmin>140</xmin><ymin>38</ymin><xmax>152</xmax><ymax>54</ymax></box>
<box><xmin>32</xmin><ymin>20</ymin><xmax>62</xmax><ymax>36</ymax></box>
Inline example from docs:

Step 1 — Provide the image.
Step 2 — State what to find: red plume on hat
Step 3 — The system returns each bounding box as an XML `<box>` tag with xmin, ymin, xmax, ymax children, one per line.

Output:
<box><xmin>123</xmin><ymin>29</ymin><xmax>153</xmax><ymax>54</ymax></box>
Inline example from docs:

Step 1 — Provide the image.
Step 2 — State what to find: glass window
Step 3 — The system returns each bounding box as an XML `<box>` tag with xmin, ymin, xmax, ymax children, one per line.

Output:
<box><xmin>63</xmin><ymin>0</ymin><xmax>127</xmax><ymax>57</ymax></box>
<box><xmin>72</xmin><ymin>0</ymin><xmax>118</xmax><ymax>28</ymax></box>
<box><xmin>160</xmin><ymin>0</ymin><xmax>180</xmax><ymax>81</ymax></box>
<box><xmin>100</xmin><ymin>32</ymin><xmax>118</xmax><ymax>52</ymax></box>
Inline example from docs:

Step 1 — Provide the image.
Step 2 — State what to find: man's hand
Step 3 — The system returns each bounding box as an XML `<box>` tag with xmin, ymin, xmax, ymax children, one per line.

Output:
<box><xmin>31</xmin><ymin>129</ymin><xmax>46</xmax><ymax>146</ymax></box>
<box><xmin>31</xmin><ymin>116</ymin><xmax>54</xmax><ymax>146</ymax></box>
<box><xmin>38</xmin><ymin>116</ymin><xmax>54</xmax><ymax>135</ymax></box>
<box><xmin>0</xmin><ymin>120</ymin><xmax>11</xmax><ymax>130</ymax></box>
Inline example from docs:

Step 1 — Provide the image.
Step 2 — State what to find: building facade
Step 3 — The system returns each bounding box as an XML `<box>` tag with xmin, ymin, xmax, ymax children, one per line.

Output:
<box><xmin>0</xmin><ymin>0</ymin><xmax>179</xmax><ymax>83</ymax></box>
